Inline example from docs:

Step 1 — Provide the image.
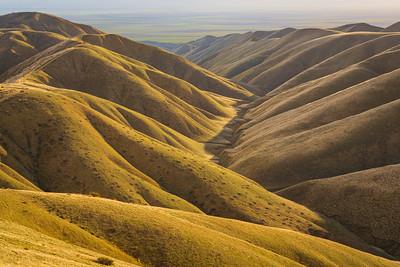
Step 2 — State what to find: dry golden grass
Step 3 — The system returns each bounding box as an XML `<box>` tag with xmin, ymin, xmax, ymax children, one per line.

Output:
<box><xmin>242</xmin><ymin>32</ymin><xmax>386</xmax><ymax>91</ymax></box>
<box><xmin>0</xmin><ymin>83</ymin><xmax>382</xmax><ymax>255</ymax></box>
<box><xmin>79</xmin><ymin>34</ymin><xmax>252</xmax><ymax>100</ymax></box>
<box><xmin>1</xmin><ymin>190</ymin><xmax>398</xmax><ymax>267</ymax></box>
<box><xmin>279</xmin><ymin>164</ymin><xmax>400</xmax><ymax>258</ymax></box>
<box><xmin>0</xmin><ymin>220</ymin><xmax>139</xmax><ymax>267</ymax></box>
<box><xmin>180</xmin><ymin>24</ymin><xmax>400</xmax><ymax>258</ymax></box>
<box><xmin>225</xmin><ymin>69</ymin><xmax>400</xmax><ymax>190</ymax></box>
<box><xmin>2</xmin><ymin>36</ymin><xmax>244</xmax><ymax>142</ymax></box>
<box><xmin>0</xmin><ymin>162</ymin><xmax>40</xmax><ymax>191</ymax></box>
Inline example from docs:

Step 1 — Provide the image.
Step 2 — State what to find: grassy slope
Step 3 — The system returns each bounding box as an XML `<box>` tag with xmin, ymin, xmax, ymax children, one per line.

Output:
<box><xmin>3</xmin><ymin>37</ymin><xmax>240</xmax><ymax>142</ymax></box>
<box><xmin>1</xmin><ymin>190</ymin><xmax>398</xmax><ymax>267</ymax></box>
<box><xmin>48</xmin><ymin>85</ymin><xmax>207</xmax><ymax>156</ymax></box>
<box><xmin>279</xmin><ymin>164</ymin><xmax>400</xmax><ymax>257</ymax></box>
<box><xmin>176</xmin><ymin>30</ymin><xmax>400</xmax><ymax>95</ymax></box>
<box><xmin>175</xmin><ymin>28</ymin><xmax>336</xmax><ymax>88</ymax></box>
<box><xmin>25</xmin><ymin>43</ymin><xmax>234</xmax><ymax>141</ymax></box>
<box><xmin>242</xmin><ymin>32</ymin><xmax>385</xmax><ymax>91</ymax></box>
<box><xmin>178</xmin><ymin>24</ymin><xmax>400</xmax><ymax>259</ymax></box>
<box><xmin>0</xmin><ymin>84</ymin><xmax>380</xmax><ymax>255</ymax></box>
<box><xmin>276</xmin><ymin>33</ymin><xmax>400</xmax><ymax>91</ymax></box>
<box><xmin>79</xmin><ymin>34</ymin><xmax>252</xmax><ymax>100</ymax></box>
<box><xmin>0</xmin><ymin>191</ymin><xmax>139</xmax><ymax>266</ymax></box>
<box><xmin>0</xmin><ymin>162</ymin><xmax>40</xmax><ymax>191</ymax></box>
<box><xmin>225</xmin><ymin>69</ymin><xmax>400</xmax><ymax>190</ymax></box>
<box><xmin>245</xmin><ymin>48</ymin><xmax>400</xmax><ymax>123</ymax></box>
<box><xmin>0</xmin><ymin>220</ymin><xmax>139</xmax><ymax>267</ymax></box>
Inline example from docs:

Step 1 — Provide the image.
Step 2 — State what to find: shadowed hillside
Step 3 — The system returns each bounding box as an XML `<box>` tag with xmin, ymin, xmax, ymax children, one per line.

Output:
<box><xmin>279</xmin><ymin>164</ymin><xmax>400</xmax><ymax>257</ymax></box>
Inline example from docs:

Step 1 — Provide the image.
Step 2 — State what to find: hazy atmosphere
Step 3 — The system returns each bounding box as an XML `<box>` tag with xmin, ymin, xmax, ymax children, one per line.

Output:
<box><xmin>1</xmin><ymin>0</ymin><xmax>400</xmax><ymax>41</ymax></box>
<box><xmin>2</xmin><ymin>0</ymin><xmax>400</xmax><ymax>12</ymax></box>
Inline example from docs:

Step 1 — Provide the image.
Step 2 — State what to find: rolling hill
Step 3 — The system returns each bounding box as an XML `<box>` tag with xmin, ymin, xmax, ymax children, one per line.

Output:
<box><xmin>1</xmin><ymin>190</ymin><xmax>399</xmax><ymax>267</ymax></box>
<box><xmin>279</xmin><ymin>164</ymin><xmax>400</xmax><ymax>258</ymax></box>
<box><xmin>160</xmin><ymin>22</ymin><xmax>400</xmax><ymax>94</ymax></box>
<box><xmin>1</xmin><ymin>83</ymin><xmax>378</xmax><ymax>255</ymax></box>
<box><xmin>0</xmin><ymin>11</ymin><xmax>399</xmax><ymax>266</ymax></box>
<box><xmin>331</xmin><ymin>23</ymin><xmax>383</xmax><ymax>32</ymax></box>
<box><xmin>153</xmin><ymin>20</ymin><xmax>400</xmax><ymax>259</ymax></box>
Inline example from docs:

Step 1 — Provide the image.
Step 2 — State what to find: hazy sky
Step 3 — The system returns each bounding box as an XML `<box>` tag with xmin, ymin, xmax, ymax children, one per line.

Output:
<box><xmin>1</xmin><ymin>0</ymin><xmax>400</xmax><ymax>13</ymax></box>
<box><xmin>2</xmin><ymin>0</ymin><xmax>399</xmax><ymax>42</ymax></box>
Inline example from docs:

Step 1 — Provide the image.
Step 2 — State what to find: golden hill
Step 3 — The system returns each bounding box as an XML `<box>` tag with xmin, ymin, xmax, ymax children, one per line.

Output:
<box><xmin>0</xmin><ymin>220</ymin><xmax>139</xmax><ymax>267</ymax></box>
<box><xmin>1</xmin><ymin>11</ymin><xmax>399</xmax><ymax>265</ymax></box>
<box><xmin>1</xmin><ymin>189</ymin><xmax>398</xmax><ymax>267</ymax></box>
<box><xmin>279</xmin><ymin>164</ymin><xmax>400</xmax><ymax>258</ymax></box>
<box><xmin>0</xmin><ymin>12</ymin><xmax>102</xmax><ymax>37</ymax></box>
<box><xmin>165</xmin><ymin>24</ymin><xmax>400</xmax><ymax>258</ymax></box>
<box><xmin>1</xmin><ymin>83</ymin><xmax>379</xmax><ymax>255</ymax></box>
<box><xmin>168</xmin><ymin>27</ymin><xmax>400</xmax><ymax>94</ymax></box>
<box><xmin>6</xmin><ymin>41</ymin><xmax>235</xmax><ymax>141</ymax></box>
<box><xmin>224</xmin><ymin>68</ymin><xmax>400</xmax><ymax>190</ymax></box>
<box><xmin>79</xmin><ymin>34</ymin><xmax>252</xmax><ymax>99</ymax></box>
<box><xmin>0</xmin><ymin>33</ymin><xmax>251</xmax><ymax>142</ymax></box>
<box><xmin>236</xmin><ymin>32</ymin><xmax>387</xmax><ymax>91</ymax></box>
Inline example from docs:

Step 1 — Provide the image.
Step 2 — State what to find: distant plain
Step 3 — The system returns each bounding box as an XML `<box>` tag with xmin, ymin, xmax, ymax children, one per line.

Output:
<box><xmin>1</xmin><ymin>8</ymin><xmax>400</xmax><ymax>42</ymax></box>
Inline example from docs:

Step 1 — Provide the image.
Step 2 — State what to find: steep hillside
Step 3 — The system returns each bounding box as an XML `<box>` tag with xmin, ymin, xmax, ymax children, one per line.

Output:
<box><xmin>0</xmin><ymin>12</ymin><xmax>102</xmax><ymax>37</ymax></box>
<box><xmin>235</xmin><ymin>32</ymin><xmax>385</xmax><ymax>91</ymax></box>
<box><xmin>165</xmin><ymin>26</ymin><xmax>400</xmax><ymax>94</ymax></box>
<box><xmin>0</xmin><ymin>162</ymin><xmax>40</xmax><ymax>191</ymax></box>
<box><xmin>275</xmin><ymin>33</ymin><xmax>400</xmax><ymax>92</ymax></box>
<box><xmin>279</xmin><ymin>164</ymin><xmax>400</xmax><ymax>257</ymax></box>
<box><xmin>224</xmin><ymin>69</ymin><xmax>400</xmax><ymax>190</ymax></box>
<box><xmin>8</xmin><ymin>41</ymin><xmax>235</xmax><ymax>141</ymax></box>
<box><xmin>1</xmin><ymin>190</ymin><xmax>398</xmax><ymax>267</ymax></box>
<box><xmin>79</xmin><ymin>34</ymin><xmax>252</xmax><ymax>100</ymax></box>
<box><xmin>0</xmin><ymin>31</ymin><xmax>252</xmax><ymax>143</ymax></box>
